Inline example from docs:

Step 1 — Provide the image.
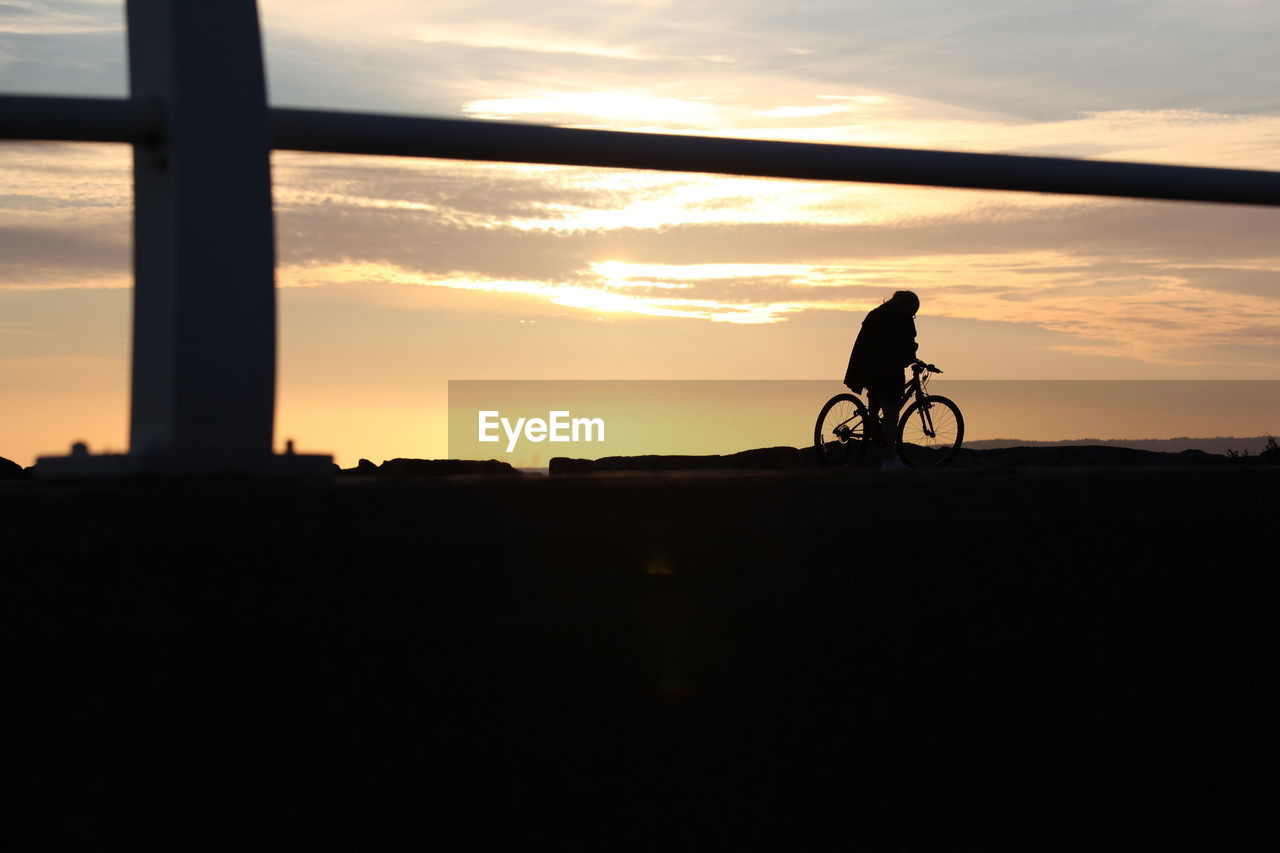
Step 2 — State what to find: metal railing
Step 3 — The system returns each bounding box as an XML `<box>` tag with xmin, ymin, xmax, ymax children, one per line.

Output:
<box><xmin>4</xmin><ymin>0</ymin><xmax>1279</xmax><ymax>474</ymax></box>
<box><xmin>9</xmin><ymin>94</ymin><xmax>1280</xmax><ymax>206</ymax></box>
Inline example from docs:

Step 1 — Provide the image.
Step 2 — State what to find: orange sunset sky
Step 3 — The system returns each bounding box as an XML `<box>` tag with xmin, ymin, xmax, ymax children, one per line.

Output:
<box><xmin>3</xmin><ymin>0</ymin><xmax>1279</xmax><ymax>467</ymax></box>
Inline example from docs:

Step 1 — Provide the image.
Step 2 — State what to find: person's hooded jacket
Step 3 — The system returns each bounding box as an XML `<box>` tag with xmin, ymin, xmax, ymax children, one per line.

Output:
<box><xmin>843</xmin><ymin>300</ymin><xmax>918</xmax><ymax>394</ymax></box>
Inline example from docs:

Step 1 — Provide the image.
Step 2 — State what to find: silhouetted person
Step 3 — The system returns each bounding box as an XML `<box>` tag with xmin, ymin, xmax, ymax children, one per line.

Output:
<box><xmin>844</xmin><ymin>291</ymin><xmax>920</xmax><ymax>464</ymax></box>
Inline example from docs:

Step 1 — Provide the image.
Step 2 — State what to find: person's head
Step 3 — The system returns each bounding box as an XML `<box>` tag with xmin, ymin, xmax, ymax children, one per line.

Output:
<box><xmin>887</xmin><ymin>290</ymin><xmax>920</xmax><ymax>317</ymax></box>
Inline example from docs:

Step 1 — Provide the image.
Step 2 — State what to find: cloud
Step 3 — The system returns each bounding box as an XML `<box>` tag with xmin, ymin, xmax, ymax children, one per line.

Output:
<box><xmin>0</xmin><ymin>0</ymin><xmax>119</xmax><ymax>35</ymax></box>
<box><xmin>6</xmin><ymin>135</ymin><xmax>1280</xmax><ymax>369</ymax></box>
<box><xmin>0</xmin><ymin>223</ymin><xmax>127</xmax><ymax>286</ymax></box>
<box><xmin>1163</xmin><ymin>267</ymin><xmax>1280</xmax><ymax>300</ymax></box>
<box><xmin>0</xmin><ymin>142</ymin><xmax>130</xmax><ymax>288</ymax></box>
<box><xmin>0</xmin><ymin>2</ymin><xmax>125</xmax><ymax>98</ymax></box>
<box><xmin>253</xmin><ymin>0</ymin><xmax>1280</xmax><ymax>123</ymax></box>
<box><xmin>413</xmin><ymin>24</ymin><xmax>652</xmax><ymax>61</ymax></box>
<box><xmin>465</xmin><ymin>91</ymin><xmax>720</xmax><ymax>125</ymax></box>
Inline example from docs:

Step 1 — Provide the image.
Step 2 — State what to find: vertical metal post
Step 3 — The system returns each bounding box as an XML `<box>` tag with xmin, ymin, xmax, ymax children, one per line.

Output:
<box><xmin>36</xmin><ymin>1</ymin><xmax>330</xmax><ymax>475</ymax></box>
<box><xmin>126</xmin><ymin>0</ymin><xmax>276</xmax><ymax>458</ymax></box>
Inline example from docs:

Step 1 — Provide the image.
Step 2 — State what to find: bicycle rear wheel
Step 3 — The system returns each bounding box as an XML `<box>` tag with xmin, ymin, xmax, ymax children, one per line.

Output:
<box><xmin>896</xmin><ymin>395</ymin><xmax>963</xmax><ymax>468</ymax></box>
<box><xmin>814</xmin><ymin>393</ymin><xmax>871</xmax><ymax>469</ymax></box>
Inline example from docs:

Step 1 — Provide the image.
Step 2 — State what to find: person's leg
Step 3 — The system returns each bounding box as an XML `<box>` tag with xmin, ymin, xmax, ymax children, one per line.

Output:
<box><xmin>870</xmin><ymin>377</ymin><xmax>904</xmax><ymax>463</ymax></box>
<box><xmin>880</xmin><ymin>394</ymin><xmax>901</xmax><ymax>460</ymax></box>
<box><xmin>867</xmin><ymin>388</ymin><xmax>884</xmax><ymax>446</ymax></box>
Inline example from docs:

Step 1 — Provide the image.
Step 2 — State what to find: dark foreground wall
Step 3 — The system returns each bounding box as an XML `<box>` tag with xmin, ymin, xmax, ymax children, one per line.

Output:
<box><xmin>5</xmin><ymin>466</ymin><xmax>1274</xmax><ymax>848</ymax></box>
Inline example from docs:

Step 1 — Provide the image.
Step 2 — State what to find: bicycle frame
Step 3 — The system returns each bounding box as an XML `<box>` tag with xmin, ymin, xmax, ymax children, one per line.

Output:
<box><xmin>830</xmin><ymin>365</ymin><xmax>939</xmax><ymax>441</ymax></box>
<box><xmin>870</xmin><ymin>367</ymin><xmax>934</xmax><ymax>437</ymax></box>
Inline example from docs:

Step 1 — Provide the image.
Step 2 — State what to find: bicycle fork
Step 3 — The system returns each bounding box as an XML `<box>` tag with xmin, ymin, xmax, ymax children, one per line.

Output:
<box><xmin>915</xmin><ymin>401</ymin><xmax>937</xmax><ymax>439</ymax></box>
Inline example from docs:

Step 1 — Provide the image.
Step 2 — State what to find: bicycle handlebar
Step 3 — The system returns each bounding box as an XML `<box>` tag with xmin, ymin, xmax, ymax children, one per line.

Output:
<box><xmin>912</xmin><ymin>359</ymin><xmax>943</xmax><ymax>374</ymax></box>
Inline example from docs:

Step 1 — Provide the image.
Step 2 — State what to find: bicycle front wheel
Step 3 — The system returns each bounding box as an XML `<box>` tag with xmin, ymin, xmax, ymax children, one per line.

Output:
<box><xmin>896</xmin><ymin>395</ymin><xmax>964</xmax><ymax>468</ymax></box>
<box><xmin>814</xmin><ymin>393</ymin><xmax>871</xmax><ymax>469</ymax></box>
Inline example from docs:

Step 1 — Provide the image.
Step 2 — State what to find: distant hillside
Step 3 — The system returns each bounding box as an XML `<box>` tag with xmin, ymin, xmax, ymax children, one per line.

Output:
<box><xmin>964</xmin><ymin>436</ymin><xmax>1271</xmax><ymax>455</ymax></box>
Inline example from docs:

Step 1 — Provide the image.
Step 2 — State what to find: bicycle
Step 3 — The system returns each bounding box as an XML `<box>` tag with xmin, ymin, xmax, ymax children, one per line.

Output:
<box><xmin>813</xmin><ymin>359</ymin><xmax>964</xmax><ymax>469</ymax></box>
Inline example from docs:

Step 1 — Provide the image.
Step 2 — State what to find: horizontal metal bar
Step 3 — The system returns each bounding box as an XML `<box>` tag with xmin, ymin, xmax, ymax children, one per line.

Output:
<box><xmin>0</xmin><ymin>94</ymin><xmax>162</xmax><ymax>144</ymax></box>
<box><xmin>272</xmin><ymin>107</ymin><xmax>1280</xmax><ymax>207</ymax></box>
<box><xmin>5</xmin><ymin>96</ymin><xmax>1279</xmax><ymax>207</ymax></box>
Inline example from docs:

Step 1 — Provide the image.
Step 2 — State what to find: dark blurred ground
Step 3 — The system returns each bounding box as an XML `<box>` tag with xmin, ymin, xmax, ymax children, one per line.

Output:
<box><xmin>5</xmin><ymin>466</ymin><xmax>1274</xmax><ymax>849</ymax></box>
